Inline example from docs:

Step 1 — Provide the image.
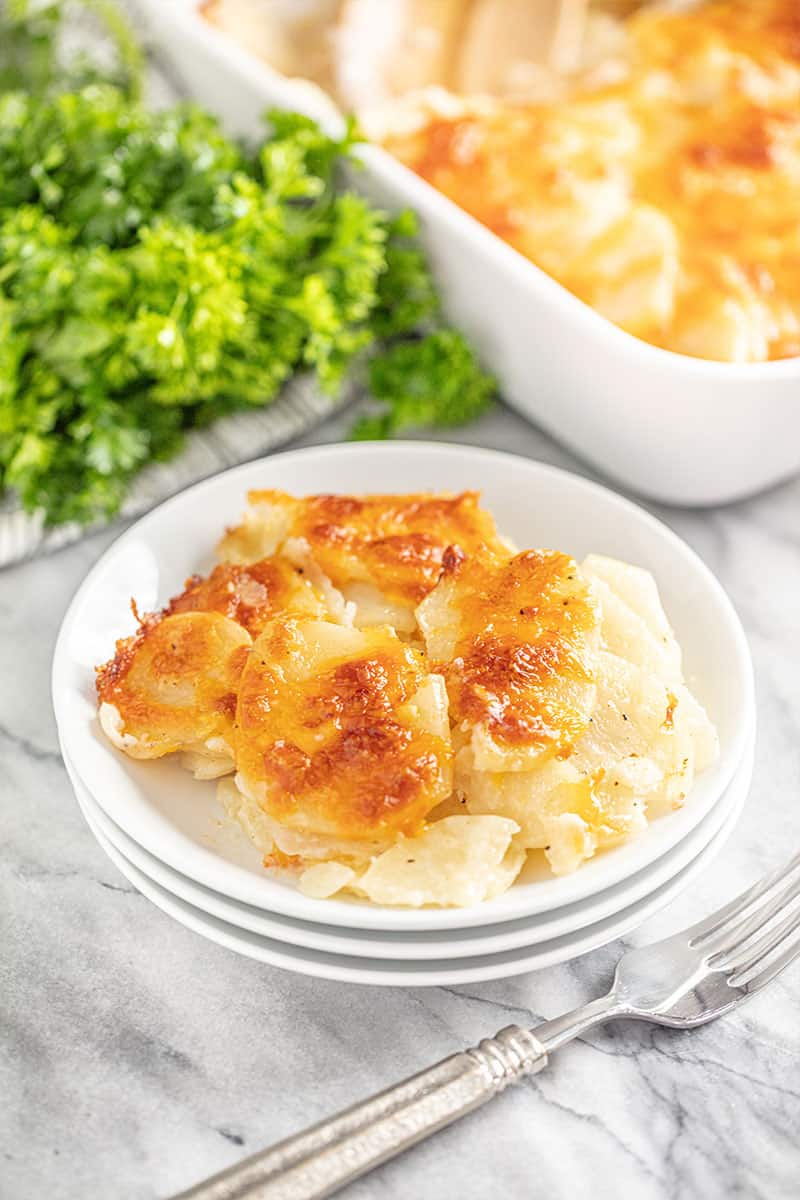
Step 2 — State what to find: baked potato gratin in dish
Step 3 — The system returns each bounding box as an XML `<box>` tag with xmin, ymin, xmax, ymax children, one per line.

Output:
<box><xmin>96</xmin><ymin>490</ymin><xmax>718</xmax><ymax>908</ymax></box>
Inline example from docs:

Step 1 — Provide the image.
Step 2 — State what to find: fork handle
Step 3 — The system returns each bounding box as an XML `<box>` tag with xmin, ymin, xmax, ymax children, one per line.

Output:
<box><xmin>172</xmin><ymin>1025</ymin><xmax>547</xmax><ymax>1200</ymax></box>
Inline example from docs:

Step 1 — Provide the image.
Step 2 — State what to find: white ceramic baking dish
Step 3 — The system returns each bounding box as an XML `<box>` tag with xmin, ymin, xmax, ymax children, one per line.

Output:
<box><xmin>135</xmin><ymin>0</ymin><xmax>800</xmax><ymax>506</ymax></box>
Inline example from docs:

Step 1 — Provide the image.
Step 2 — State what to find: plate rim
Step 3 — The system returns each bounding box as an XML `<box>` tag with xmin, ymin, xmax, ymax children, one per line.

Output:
<box><xmin>66</xmin><ymin>729</ymin><xmax>755</xmax><ymax>959</ymax></box>
<box><xmin>78</xmin><ymin>782</ymin><xmax>746</xmax><ymax>987</ymax></box>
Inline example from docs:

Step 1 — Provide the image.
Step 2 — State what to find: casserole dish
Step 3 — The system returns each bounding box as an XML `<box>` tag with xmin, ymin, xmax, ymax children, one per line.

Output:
<box><xmin>136</xmin><ymin>0</ymin><xmax>800</xmax><ymax>506</ymax></box>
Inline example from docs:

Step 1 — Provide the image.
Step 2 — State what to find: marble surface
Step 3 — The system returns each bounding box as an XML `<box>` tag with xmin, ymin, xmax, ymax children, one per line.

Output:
<box><xmin>2</xmin><ymin>404</ymin><xmax>800</xmax><ymax>1200</ymax></box>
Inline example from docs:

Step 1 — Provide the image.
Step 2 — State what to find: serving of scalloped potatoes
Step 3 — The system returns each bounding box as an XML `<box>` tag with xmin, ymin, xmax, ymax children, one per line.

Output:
<box><xmin>96</xmin><ymin>489</ymin><xmax>718</xmax><ymax>907</ymax></box>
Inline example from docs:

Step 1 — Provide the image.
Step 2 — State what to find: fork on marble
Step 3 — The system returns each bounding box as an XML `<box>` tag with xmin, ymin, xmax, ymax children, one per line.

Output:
<box><xmin>173</xmin><ymin>853</ymin><xmax>800</xmax><ymax>1200</ymax></box>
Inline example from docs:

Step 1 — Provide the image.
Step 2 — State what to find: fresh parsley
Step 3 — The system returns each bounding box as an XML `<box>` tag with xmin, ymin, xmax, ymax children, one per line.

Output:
<box><xmin>0</xmin><ymin>2</ymin><xmax>495</xmax><ymax>526</ymax></box>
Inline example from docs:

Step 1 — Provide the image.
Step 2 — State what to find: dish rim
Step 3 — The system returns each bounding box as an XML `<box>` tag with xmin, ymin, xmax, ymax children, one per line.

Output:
<box><xmin>52</xmin><ymin>441</ymin><xmax>756</xmax><ymax>931</ymax></box>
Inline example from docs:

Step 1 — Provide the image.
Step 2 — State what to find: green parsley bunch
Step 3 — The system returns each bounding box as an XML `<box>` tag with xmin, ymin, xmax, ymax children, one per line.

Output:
<box><xmin>0</xmin><ymin>2</ymin><xmax>495</xmax><ymax>526</ymax></box>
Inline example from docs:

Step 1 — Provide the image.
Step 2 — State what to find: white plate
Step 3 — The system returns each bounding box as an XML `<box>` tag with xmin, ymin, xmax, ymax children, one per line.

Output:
<box><xmin>139</xmin><ymin>0</ymin><xmax>800</xmax><ymax>507</ymax></box>
<box><xmin>66</xmin><ymin>728</ymin><xmax>754</xmax><ymax>959</ymax></box>
<box><xmin>53</xmin><ymin>443</ymin><xmax>754</xmax><ymax>932</ymax></box>
<box><xmin>77</xmin><ymin>783</ymin><xmax>745</xmax><ymax>987</ymax></box>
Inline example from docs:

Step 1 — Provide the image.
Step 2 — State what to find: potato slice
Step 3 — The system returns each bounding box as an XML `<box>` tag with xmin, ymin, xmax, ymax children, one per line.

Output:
<box><xmin>357</xmin><ymin>814</ymin><xmax>525</xmax><ymax>907</ymax></box>
<box><xmin>235</xmin><ymin>617</ymin><xmax>453</xmax><ymax>847</ymax></box>
<box><xmin>97</xmin><ymin>611</ymin><xmax>250</xmax><ymax>766</ymax></box>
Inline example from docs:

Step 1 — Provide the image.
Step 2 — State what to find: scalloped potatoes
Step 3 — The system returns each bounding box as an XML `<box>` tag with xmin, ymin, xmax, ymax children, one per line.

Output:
<box><xmin>96</xmin><ymin>488</ymin><xmax>718</xmax><ymax>906</ymax></box>
<box><xmin>218</xmin><ymin>488</ymin><xmax>512</xmax><ymax>633</ymax></box>
<box><xmin>235</xmin><ymin>617</ymin><xmax>453</xmax><ymax>849</ymax></box>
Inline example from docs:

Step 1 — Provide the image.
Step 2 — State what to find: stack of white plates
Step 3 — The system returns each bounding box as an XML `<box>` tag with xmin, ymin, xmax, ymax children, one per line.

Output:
<box><xmin>53</xmin><ymin>445</ymin><xmax>756</xmax><ymax>986</ymax></box>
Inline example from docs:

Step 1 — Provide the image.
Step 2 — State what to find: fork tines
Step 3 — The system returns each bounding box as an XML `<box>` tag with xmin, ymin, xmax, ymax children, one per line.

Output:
<box><xmin>689</xmin><ymin>852</ymin><xmax>800</xmax><ymax>989</ymax></box>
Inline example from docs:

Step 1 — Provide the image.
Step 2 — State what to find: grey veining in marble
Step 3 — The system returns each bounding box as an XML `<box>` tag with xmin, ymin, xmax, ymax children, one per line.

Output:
<box><xmin>2</xmin><ymin>401</ymin><xmax>800</xmax><ymax>1200</ymax></box>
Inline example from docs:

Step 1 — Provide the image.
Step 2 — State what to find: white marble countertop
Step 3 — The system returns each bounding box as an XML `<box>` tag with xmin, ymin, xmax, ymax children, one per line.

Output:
<box><xmin>3</xmin><ymin>404</ymin><xmax>800</xmax><ymax>1200</ymax></box>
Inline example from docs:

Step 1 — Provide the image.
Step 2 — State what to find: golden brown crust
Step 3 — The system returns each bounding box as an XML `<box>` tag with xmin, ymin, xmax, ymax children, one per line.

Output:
<box><xmin>95</xmin><ymin>608</ymin><xmax>158</xmax><ymax>701</ymax></box>
<box><xmin>165</xmin><ymin>558</ymin><xmax>324</xmax><ymax>636</ymax></box>
<box><xmin>95</xmin><ymin>555</ymin><xmax>326</xmax><ymax>758</ymax></box>
<box><xmin>235</xmin><ymin>617</ymin><xmax>452</xmax><ymax>842</ymax></box>
<box><xmin>94</xmin><ymin>488</ymin><xmax>721</xmax><ymax>897</ymax></box>
<box><xmin>430</xmin><ymin>550</ymin><xmax>599</xmax><ymax>754</ymax></box>
<box><xmin>243</xmin><ymin>489</ymin><xmax>508</xmax><ymax>605</ymax></box>
<box><xmin>96</xmin><ymin>611</ymin><xmax>252</xmax><ymax>756</ymax></box>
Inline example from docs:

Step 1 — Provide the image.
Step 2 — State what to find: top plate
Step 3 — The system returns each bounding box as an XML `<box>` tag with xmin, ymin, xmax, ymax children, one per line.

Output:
<box><xmin>52</xmin><ymin>442</ymin><xmax>755</xmax><ymax>931</ymax></box>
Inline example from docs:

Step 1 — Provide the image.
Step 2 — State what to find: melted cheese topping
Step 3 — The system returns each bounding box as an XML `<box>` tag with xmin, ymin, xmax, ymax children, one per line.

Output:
<box><xmin>95</xmin><ymin>559</ymin><xmax>328</xmax><ymax>763</ymax></box>
<box><xmin>218</xmin><ymin>489</ymin><xmax>511</xmax><ymax>626</ymax></box>
<box><xmin>165</xmin><ymin>558</ymin><xmax>327</xmax><ymax>636</ymax></box>
<box><xmin>384</xmin><ymin>0</ymin><xmax>800</xmax><ymax>362</ymax></box>
<box><xmin>461</xmin><ymin>553</ymin><xmax>719</xmax><ymax>875</ymax></box>
<box><xmin>234</xmin><ymin>618</ymin><xmax>452</xmax><ymax>846</ymax></box>
<box><xmin>95</xmin><ymin>611</ymin><xmax>251</xmax><ymax>759</ymax></box>
<box><xmin>418</xmin><ymin>549</ymin><xmax>600</xmax><ymax>769</ymax></box>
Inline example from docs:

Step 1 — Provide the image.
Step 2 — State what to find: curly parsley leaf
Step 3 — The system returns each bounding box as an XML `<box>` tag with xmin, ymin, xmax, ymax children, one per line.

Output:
<box><xmin>353</xmin><ymin>332</ymin><xmax>496</xmax><ymax>440</ymax></box>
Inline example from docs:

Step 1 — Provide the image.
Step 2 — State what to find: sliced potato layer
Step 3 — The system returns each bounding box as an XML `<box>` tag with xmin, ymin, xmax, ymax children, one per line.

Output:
<box><xmin>219</xmin><ymin>488</ymin><xmax>511</xmax><ymax>631</ymax></box>
<box><xmin>463</xmin><ymin>554</ymin><xmax>718</xmax><ymax>874</ymax></box>
<box><xmin>165</xmin><ymin>557</ymin><xmax>328</xmax><ymax>637</ymax></box>
<box><xmin>96</xmin><ymin>611</ymin><xmax>251</xmax><ymax>766</ymax></box>
<box><xmin>235</xmin><ymin>617</ymin><xmax>453</xmax><ymax>846</ymax></box>
<box><xmin>418</xmin><ymin>548</ymin><xmax>600</xmax><ymax>770</ymax></box>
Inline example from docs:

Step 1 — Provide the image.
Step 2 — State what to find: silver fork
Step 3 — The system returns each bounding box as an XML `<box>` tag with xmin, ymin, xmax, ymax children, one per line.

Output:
<box><xmin>174</xmin><ymin>853</ymin><xmax>800</xmax><ymax>1200</ymax></box>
